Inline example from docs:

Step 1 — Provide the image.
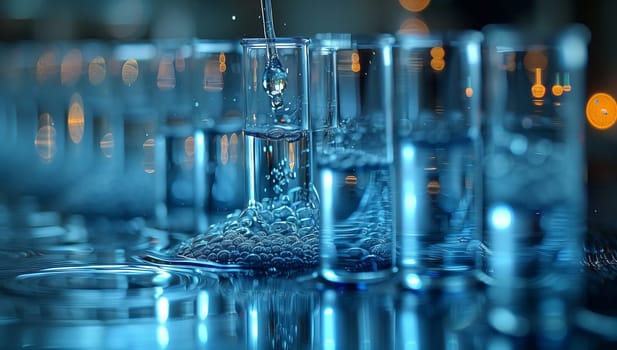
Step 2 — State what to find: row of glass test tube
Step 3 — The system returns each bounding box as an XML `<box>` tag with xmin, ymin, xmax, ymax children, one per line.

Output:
<box><xmin>0</xmin><ymin>24</ymin><xmax>589</xmax><ymax>332</ymax></box>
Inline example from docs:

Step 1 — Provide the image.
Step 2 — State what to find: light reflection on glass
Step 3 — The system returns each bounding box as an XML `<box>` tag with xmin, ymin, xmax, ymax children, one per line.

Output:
<box><xmin>197</xmin><ymin>291</ymin><xmax>209</xmax><ymax>320</ymax></box>
<box><xmin>489</xmin><ymin>204</ymin><xmax>513</xmax><ymax>230</ymax></box>
<box><xmin>143</xmin><ymin>137</ymin><xmax>156</xmax><ymax>173</ymax></box>
<box><xmin>502</xmin><ymin>52</ymin><xmax>516</xmax><ymax>72</ymax></box>
<box><xmin>197</xmin><ymin>323</ymin><xmax>208</xmax><ymax>345</ymax></box>
<box><xmin>122</xmin><ymin>58</ymin><xmax>139</xmax><ymax>86</ymax></box>
<box><xmin>157</xmin><ymin>56</ymin><xmax>176</xmax><ymax>90</ymax></box>
<box><xmin>562</xmin><ymin>72</ymin><xmax>572</xmax><ymax>92</ymax></box>
<box><xmin>426</xmin><ymin>179</ymin><xmax>440</xmax><ymax>195</ymax></box>
<box><xmin>230</xmin><ymin>132</ymin><xmax>239</xmax><ymax>163</ymax></box>
<box><xmin>219</xmin><ymin>52</ymin><xmax>227</xmax><ymax>73</ymax></box>
<box><xmin>220</xmin><ymin>134</ymin><xmax>229</xmax><ymax>165</ymax></box>
<box><xmin>203</xmin><ymin>58</ymin><xmax>224</xmax><ymax>92</ymax></box>
<box><xmin>184</xmin><ymin>136</ymin><xmax>195</xmax><ymax>158</ymax></box>
<box><xmin>61</xmin><ymin>48</ymin><xmax>82</xmax><ymax>86</ymax></box>
<box><xmin>36</xmin><ymin>49</ymin><xmax>58</xmax><ymax>82</ymax></box>
<box><xmin>175</xmin><ymin>48</ymin><xmax>186</xmax><ymax>72</ymax></box>
<box><xmin>344</xmin><ymin>175</ymin><xmax>357</xmax><ymax>185</ymax></box>
<box><xmin>288</xmin><ymin>142</ymin><xmax>295</xmax><ymax>170</ymax></box>
<box><xmin>88</xmin><ymin>56</ymin><xmax>107</xmax><ymax>85</ymax></box>
<box><xmin>551</xmin><ymin>73</ymin><xmax>564</xmax><ymax>97</ymax></box>
<box><xmin>398</xmin><ymin>17</ymin><xmax>430</xmax><ymax>35</ymax></box>
<box><xmin>252</xmin><ymin>56</ymin><xmax>258</xmax><ymax>92</ymax></box>
<box><xmin>100</xmin><ymin>132</ymin><xmax>114</xmax><ymax>158</ymax></box>
<box><xmin>156</xmin><ymin>296</ymin><xmax>170</xmax><ymax>324</ymax></box>
<box><xmin>67</xmin><ymin>93</ymin><xmax>85</xmax><ymax>144</ymax></box>
<box><xmin>351</xmin><ymin>51</ymin><xmax>360</xmax><ymax>73</ymax></box>
<box><xmin>249</xmin><ymin>306</ymin><xmax>259</xmax><ymax>347</ymax></box>
<box><xmin>183</xmin><ymin>136</ymin><xmax>194</xmax><ymax>170</ymax></box>
<box><xmin>156</xmin><ymin>325</ymin><xmax>170</xmax><ymax>349</ymax></box>
<box><xmin>322</xmin><ymin>306</ymin><xmax>335</xmax><ymax>350</ymax></box>
<box><xmin>34</xmin><ymin>112</ymin><xmax>57</xmax><ymax>163</ymax></box>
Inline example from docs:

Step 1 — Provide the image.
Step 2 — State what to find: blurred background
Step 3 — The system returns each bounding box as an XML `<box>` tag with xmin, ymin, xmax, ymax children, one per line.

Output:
<box><xmin>0</xmin><ymin>0</ymin><xmax>616</xmax><ymax>225</ymax></box>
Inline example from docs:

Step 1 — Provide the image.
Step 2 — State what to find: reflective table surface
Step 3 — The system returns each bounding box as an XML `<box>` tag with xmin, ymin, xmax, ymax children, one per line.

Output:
<box><xmin>0</xmin><ymin>214</ymin><xmax>616</xmax><ymax>350</ymax></box>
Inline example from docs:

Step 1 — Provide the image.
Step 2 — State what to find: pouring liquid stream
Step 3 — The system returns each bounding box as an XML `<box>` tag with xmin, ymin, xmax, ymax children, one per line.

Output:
<box><xmin>260</xmin><ymin>0</ymin><xmax>288</xmax><ymax>110</ymax></box>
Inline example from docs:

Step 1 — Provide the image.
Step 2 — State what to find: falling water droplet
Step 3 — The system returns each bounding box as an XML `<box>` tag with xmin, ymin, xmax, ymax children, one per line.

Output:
<box><xmin>263</xmin><ymin>57</ymin><xmax>287</xmax><ymax>109</ymax></box>
<box><xmin>260</xmin><ymin>0</ymin><xmax>288</xmax><ymax>110</ymax></box>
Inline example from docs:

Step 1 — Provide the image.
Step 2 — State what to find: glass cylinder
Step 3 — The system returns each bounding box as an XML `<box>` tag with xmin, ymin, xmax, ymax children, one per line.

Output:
<box><xmin>313</xmin><ymin>34</ymin><xmax>396</xmax><ymax>283</ymax></box>
<box><xmin>482</xmin><ymin>24</ymin><xmax>589</xmax><ymax>340</ymax></box>
<box><xmin>153</xmin><ymin>39</ymin><xmax>195</xmax><ymax>232</ymax></box>
<box><xmin>393</xmin><ymin>31</ymin><xmax>484</xmax><ymax>289</ymax></box>
<box><xmin>169</xmin><ymin>38</ymin><xmax>318</xmax><ymax>272</ymax></box>
<box><xmin>109</xmin><ymin>42</ymin><xmax>159</xmax><ymax>219</ymax></box>
<box><xmin>241</xmin><ymin>37</ymin><xmax>314</xmax><ymax>210</ymax></box>
<box><xmin>191</xmin><ymin>39</ymin><xmax>245</xmax><ymax>234</ymax></box>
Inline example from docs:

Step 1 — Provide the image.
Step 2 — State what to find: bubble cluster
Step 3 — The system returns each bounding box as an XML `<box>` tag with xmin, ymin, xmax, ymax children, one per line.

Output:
<box><xmin>173</xmin><ymin>192</ymin><xmax>319</xmax><ymax>272</ymax></box>
<box><xmin>266</xmin><ymin>159</ymin><xmax>297</xmax><ymax>196</ymax></box>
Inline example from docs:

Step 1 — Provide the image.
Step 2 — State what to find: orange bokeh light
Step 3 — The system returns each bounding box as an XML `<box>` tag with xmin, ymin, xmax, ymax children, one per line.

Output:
<box><xmin>157</xmin><ymin>56</ymin><xmax>176</xmax><ymax>90</ymax></box>
<box><xmin>465</xmin><ymin>87</ymin><xmax>474</xmax><ymax>98</ymax></box>
<box><xmin>531</xmin><ymin>68</ymin><xmax>545</xmax><ymax>99</ymax></box>
<box><xmin>430</xmin><ymin>58</ymin><xmax>445</xmax><ymax>71</ymax></box>
<box><xmin>67</xmin><ymin>93</ymin><xmax>85</xmax><ymax>144</ymax></box>
<box><xmin>351</xmin><ymin>52</ymin><xmax>361</xmax><ymax>73</ymax></box>
<box><xmin>398</xmin><ymin>17</ymin><xmax>429</xmax><ymax>35</ymax></box>
<box><xmin>430</xmin><ymin>47</ymin><xmax>445</xmax><ymax>59</ymax></box>
<box><xmin>122</xmin><ymin>58</ymin><xmax>139</xmax><ymax>86</ymax></box>
<box><xmin>399</xmin><ymin>0</ymin><xmax>431</xmax><ymax>13</ymax></box>
<box><xmin>204</xmin><ymin>58</ymin><xmax>224</xmax><ymax>92</ymax></box>
<box><xmin>88</xmin><ymin>56</ymin><xmax>107</xmax><ymax>86</ymax></box>
<box><xmin>61</xmin><ymin>49</ymin><xmax>83</xmax><ymax>86</ymax></box>
<box><xmin>36</xmin><ymin>50</ymin><xmax>58</xmax><ymax>82</ymax></box>
<box><xmin>586</xmin><ymin>92</ymin><xmax>617</xmax><ymax>130</ymax></box>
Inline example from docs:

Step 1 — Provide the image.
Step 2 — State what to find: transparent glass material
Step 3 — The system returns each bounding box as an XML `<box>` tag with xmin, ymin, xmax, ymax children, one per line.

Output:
<box><xmin>154</xmin><ymin>39</ymin><xmax>244</xmax><ymax>234</ymax></box>
<box><xmin>242</xmin><ymin>37</ymin><xmax>314</xmax><ymax>209</ymax></box>
<box><xmin>192</xmin><ymin>40</ymin><xmax>245</xmax><ymax>234</ymax></box>
<box><xmin>313</xmin><ymin>34</ymin><xmax>396</xmax><ymax>283</ymax></box>
<box><xmin>395</xmin><ymin>287</ymin><xmax>483</xmax><ymax>349</ymax></box>
<box><xmin>0</xmin><ymin>40</ymin><xmax>164</xmax><ymax>229</ymax></box>
<box><xmin>152</xmin><ymin>39</ymin><xmax>195</xmax><ymax>232</ymax></box>
<box><xmin>319</xmin><ymin>288</ymin><xmax>395</xmax><ymax>349</ymax></box>
<box><xmin>166</xmin><ymin>38</ymin><xmax>318</xmax><ymax>273</ymax></box>
<box><xmin>482</xmin><ymin>24</ymin><xmax>589</xmax><ymax>340</ymax></box>
<box><xmin>393</xmin><ymin>31</ymin><xmax>483</xmax><ymax>289</ymax></box>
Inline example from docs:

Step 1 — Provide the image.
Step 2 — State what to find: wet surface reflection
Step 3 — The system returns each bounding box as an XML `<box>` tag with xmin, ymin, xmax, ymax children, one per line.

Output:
<box><xmin>0</xmin><ymin>219</ymin><xmax>616</xmax><ymax>349</ymax></box>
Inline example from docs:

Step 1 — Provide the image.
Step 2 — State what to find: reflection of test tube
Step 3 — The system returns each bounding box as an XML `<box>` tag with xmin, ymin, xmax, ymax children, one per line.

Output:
<box><xmin>241</xmin><ymin>38</ymin><xmax>312</xmax><ymax>209</ymax></box>
<box><xmin>320</xmin><ymin>289</ymin><xmax>395</xmax><ymax>349</ymax></box>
